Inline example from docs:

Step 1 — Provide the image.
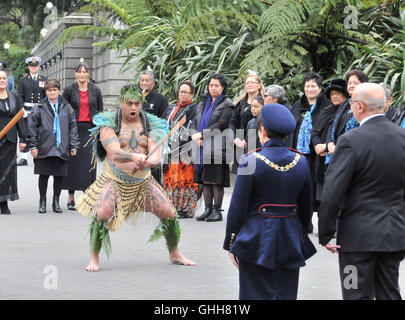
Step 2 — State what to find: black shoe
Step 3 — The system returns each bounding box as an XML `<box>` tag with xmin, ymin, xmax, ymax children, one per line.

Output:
<box><xmin>206</xmin><ymin>207</ymin><xmax>223</xmax><ymax>222</ymax></box>
<box><xmin>39</xmin><ymin>196</ymin><xmax>46</xmax><ymax>214</ymax></box>
<box><xmin>17</xmin><ymin>159</ymin><xmax>28</xmax><ymax>166</ymax></box>
<box><xmin>0</xmin><ymin>201</ymin><xmax>10</xmax><ymax>215</ymax></box>
<box><xmin>196</xmin><ymin>205</ymin><xmax>213</xmax><ymax>221</ymax></box>
<box><xmin>177</xmin><ymin>211</ymin><xmax>186</xmax><ymax>219</ymax></box>
<box><xmin>67</xmin><ymin>200</ymin><xmax>76</xmax><ymax>211</ymax></box>
<box><xmin>52</xmin><ymin>196</ymin><xmax>62</xmax><ymax>213</ymax></box>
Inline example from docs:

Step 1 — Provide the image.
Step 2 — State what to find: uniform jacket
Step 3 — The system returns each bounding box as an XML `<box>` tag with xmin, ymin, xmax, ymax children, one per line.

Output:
<box><xmin>142</xmin><ymin>89</ymin><xmax>169</xmax><ymax>118</ymax></box>
<box><xmin>223</xmin><ymin>139</ymin><xmax>317</xmax><ymax>270</ymax></box>
<box><xmin>62</xmin><ymin>82</ymin><xmax>103</xmax><ymax>122</ymax></box>
<box><xmin>0</xmin><ymin>91</ymin><xmax>28</xmax><ymax>144</ymax></box>
<box><xmin>17</xmin><ymin>74</ymin><xmax>47</xmax><ymax>104</ymax></box>
<box><xmin>318</xmin><ymin>116</ymin><xmax>405</xmax><ymax>252</ymax></box>
<box><xmin>28</xmin><ymin>96</ymin><xmax>80</xmax><ymax>161</ymax></box>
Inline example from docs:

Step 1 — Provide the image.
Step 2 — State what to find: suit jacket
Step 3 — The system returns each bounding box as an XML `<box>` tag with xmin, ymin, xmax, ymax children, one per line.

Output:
<box><xmin>318</xmin><ymin>115</ymin><xmax>405</xmax><ymax>252</ymax></box>
<box><xmin>62</xmin><ymin>82</ymin><xmax>103</xmax><ymax>122</ymax></box>
<box><xmin>17</xmin><ymin>74</ymin><xmax>47</xmax><ymax>104</ymax></box>
<box><xmin>224</xmin><ymin>139</ymin><xmax>316</xmax><ymax>270</ymax></box>
<box><xmin>0</xmin><ymin>91</ymin><xmax>28</xmax><ymax>144</ymax></box>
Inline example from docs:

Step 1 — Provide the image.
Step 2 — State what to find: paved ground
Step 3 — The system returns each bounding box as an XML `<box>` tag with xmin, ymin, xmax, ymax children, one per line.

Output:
<box><xmin>1</xmin><ymin>157</ymin><xmax>405</xmax><ymax>300</ymax></box>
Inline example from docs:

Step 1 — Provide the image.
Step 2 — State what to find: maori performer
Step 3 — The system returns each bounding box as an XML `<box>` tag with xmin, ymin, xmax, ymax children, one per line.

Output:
<box><xmin>76</xmin><ymin>84</ymin><xmax>196</xmax><ymax>271</ymax></box>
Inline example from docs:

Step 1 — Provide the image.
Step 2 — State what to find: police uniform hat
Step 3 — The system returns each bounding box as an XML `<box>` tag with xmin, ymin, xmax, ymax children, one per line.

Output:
<box><xmin>260</xmin><ymin>103</ymin><xmax>296</xmax><ymax>135</ymax></box>
<box><xmin>325</xmin><ymin>78</ymin><xmax>349</xmax><ymax>99</ymax></box>
<box><xmin>25</xmin><ymin>57</ymin><xmax>41</xmax><ymax>66</ymax></box>
<box><xmin>0</xmin><ymin>60</ymin><xmax>7</xmax><ymax>70</ymax></box>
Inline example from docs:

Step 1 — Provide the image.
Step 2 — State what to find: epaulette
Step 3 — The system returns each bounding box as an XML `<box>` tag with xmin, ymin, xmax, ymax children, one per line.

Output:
<box><xmin>288</xmin><ymin>148</ymin><xmax>304</xmax><ymax>156</ymax></box>
<box><xmin>244</xmin><ymin>147</ymin><xmax>262</xmax><ymax>156</ymax></box>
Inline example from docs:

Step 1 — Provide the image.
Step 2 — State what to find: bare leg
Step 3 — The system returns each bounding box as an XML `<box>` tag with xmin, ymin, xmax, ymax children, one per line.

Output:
<box><xmin>145</xmin><ymin>180</ymin><xmax>196</xmax><ymax>266</ymax></box>
<box><xmin>86</xmin><ymin>182</ymin><xmax>117</xmax><ymax>272</ymax></box>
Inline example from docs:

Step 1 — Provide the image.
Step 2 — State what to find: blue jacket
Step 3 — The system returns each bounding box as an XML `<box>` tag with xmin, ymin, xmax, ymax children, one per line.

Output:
<box><xmin>224</xmin><ymin>139</ymin><xmax>316</xmax><ymax>270</ymax></box>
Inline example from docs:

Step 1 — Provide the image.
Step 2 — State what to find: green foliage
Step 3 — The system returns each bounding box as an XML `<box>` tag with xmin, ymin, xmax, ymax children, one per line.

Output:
<box><xmin>89</xmin><ymin>217</ymin><xmax>112</xmax><ymax>258</ymax></box>
<box><xmin>57</xmin><ymin>0</ymin><xmax>405</xmax><ymax>106</ymax></box>
<box><xmin>148</xmin><ymin>215</ymin><xmax>181</xmax><ymax>253</ymax></box>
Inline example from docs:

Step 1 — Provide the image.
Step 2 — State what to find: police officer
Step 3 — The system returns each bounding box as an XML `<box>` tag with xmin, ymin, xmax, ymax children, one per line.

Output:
<box><xmin>223</xmin><ymin>103</ymin><xmax>317</xmax><ymax>300</ymax></box>
<box><xmin>17</xmin><ymin>56</ymin><xmax>47</xmax><ymax>166</ymax></box>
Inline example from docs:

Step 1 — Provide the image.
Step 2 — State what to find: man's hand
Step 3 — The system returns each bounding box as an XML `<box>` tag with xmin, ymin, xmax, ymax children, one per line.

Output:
<box><xmin>228</xmin><ymin>252</ymin><xmax>239</xmax><ymax>270</ymax></box>
<box><xmin>31</xmin><ymin>148</ymin><xmax>38</xmax><ymax>159</ymax></box>
<box><xmin>324</xmin><ymin>243</ymin><xmax>341</xmax><ymax>254</ymax></box>
<box><xmin>71</xmin><ymin>149</ymin><xmax>77</xmax><ymax>156</ymax></box>
<box><xmin>192</xmin><ymin>132</ymin><xmax>203</xmax><ymax>146</ymax></box>
<box><xmin>234</xmin><ymin>138</ymin><xmax>246</xmax><ymax>149</ymax></box>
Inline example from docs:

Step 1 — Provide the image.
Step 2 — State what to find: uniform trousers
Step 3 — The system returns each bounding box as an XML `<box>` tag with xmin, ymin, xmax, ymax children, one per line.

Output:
<box><xmin>238</xmin><ymin>258</ymin><xmax>299</xmax><ymax>300</ymax></box>
<box><xmin>338</xmin><ymin>250</ymin><xmax>405</xmax><ymax>300</ymax></box>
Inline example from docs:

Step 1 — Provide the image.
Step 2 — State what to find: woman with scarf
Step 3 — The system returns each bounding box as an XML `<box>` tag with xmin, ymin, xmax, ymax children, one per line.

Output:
<box><xmin>0</xmin><ymin>69</ymin><xmax>28</xmax><ymax>214</ymax></box>
<box><xmin>191</xmin><ymin>74</ymin><xmax>234</xmax><ymax>222</ymax></box>
<box><xmin>28</xmin><ymin>78</ymin><xmax>80</xmax><ymax>214</ymax></box>
<box><xmin>163</xmin><ymin>81</ymin><xmax>198</xmax><ymax>218</ymax></box>
<box><xmin>290</xmin><ymin>72</ymin><xmax>330</xmax><ymax>233</ymax></box>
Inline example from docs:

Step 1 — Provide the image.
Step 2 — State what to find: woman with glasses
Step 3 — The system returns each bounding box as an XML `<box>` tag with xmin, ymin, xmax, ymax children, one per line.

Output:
<box><xmin>229</xmin><ymin>73</ymin><xmax>264</xmax><ymax>173</ymax></box>
<box><xmin>61</xmin><ymin>61</ymin><xmax>103</xmax><ymax>210</ymax></box>
<box><xmin>29</xmin><ymin>78</ymin><xmax>80</xmax><ymax>214</ymax></box>
<box><xmin>326</xmin><ymin>69</ymin><xmax>368</xmax><ymax>160</ymax></box>
<box><xmin>163</xmin><ymin>81</ymin><xmax>199</xmax><ymax>218</ymax></box>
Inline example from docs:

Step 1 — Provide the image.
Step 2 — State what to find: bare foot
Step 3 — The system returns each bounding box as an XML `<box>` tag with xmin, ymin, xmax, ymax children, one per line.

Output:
<box><xmin>169</xmin><ymin>247</ymin><xmax>196</xmax><ymax>266</ymax></box>
<box><xmin>86</xmin><ymin>252</ymin><xmax>100</xmax><ymax>272</ymax></box>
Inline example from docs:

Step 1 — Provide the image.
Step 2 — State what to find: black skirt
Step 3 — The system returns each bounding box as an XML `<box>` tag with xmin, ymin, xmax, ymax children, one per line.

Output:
<box><xmin>34</xmin><ymin>157</ymin><xmax>68</xmax><ymax>176</ymax></box>
<box><xmin>0</xmin><ymin>139</ymin><xmax>18</xmax><ymax>202</ymax></box>
<box><xmin>194</xmin><ymin>163</ymin><xmax>230</xmax><ymax>187</ymax></box>
<box><xmin>61</xmin><ymin>122</ymin><xmax>96</xmax><ymax>191</ymax></box>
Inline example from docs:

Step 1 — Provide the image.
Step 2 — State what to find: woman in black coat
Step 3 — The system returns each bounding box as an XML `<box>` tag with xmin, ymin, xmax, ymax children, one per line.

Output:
<box><xmin>0</xmin><ymin>69</ymin><xmax>28</xmax><ymax>214</ymax></box>
<box><xmin>29</xmin><ymin>78</ymin><xmax>80</xmax><ymax>213</ymax></box>
<box><xmin>191</xmin><ymin>73</ymin><xmax>234</xmax><ymax>222</ymax></box>
<box><xmin>61</xmin><ymin>62</ymin><xmax>103</xmax><ymax>210</ymax></box>
<box><xmin>311</xmin><ymin>78</ymin><xmax>348</xmax><ymax>202</ymax></box>
<box><xmin>290</xmin><ymin>72</ymin><xmax>331</xmax><ymax>232</ymax></box>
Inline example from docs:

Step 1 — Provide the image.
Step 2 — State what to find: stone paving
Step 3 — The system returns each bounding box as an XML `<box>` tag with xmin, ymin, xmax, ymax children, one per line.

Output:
<box><xmin>1</xmin><ymin>158</ymin><xmax>405</xmax><ymax>300</ymax></box>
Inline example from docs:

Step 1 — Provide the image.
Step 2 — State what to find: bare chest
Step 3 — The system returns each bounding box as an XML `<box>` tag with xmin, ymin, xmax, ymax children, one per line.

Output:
<box><xmin>118</xmin><ymin>124</ymin><xmax>148</xmax><ymax>154</ymax></box>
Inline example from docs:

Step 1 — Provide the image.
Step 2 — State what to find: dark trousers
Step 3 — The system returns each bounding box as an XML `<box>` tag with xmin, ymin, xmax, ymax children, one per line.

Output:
<box><xmin>238</xmin><ymin>258</ymin><xmax>299</xmax><ymax>300</ymax></box>
<box><xmin>338</xmin><ymin>250</ymin><xmax>405</xmax><ymax>300</ymax></box>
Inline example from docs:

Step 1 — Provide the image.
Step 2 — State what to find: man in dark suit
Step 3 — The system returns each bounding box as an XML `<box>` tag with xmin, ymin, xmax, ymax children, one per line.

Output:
<box><xmin>17</xmin><ymin>56</ymin><xmax>47</xmax><ymax>166</ymax></box>
<box><xmin>224</xmin><ymin>104</ymin><xmax>316</xmax><ymax>300</ymax></box>
<box><xmin>318</xmin><ymin>82</ymin><xmax>405</xmax><ymax>300</ymax></box>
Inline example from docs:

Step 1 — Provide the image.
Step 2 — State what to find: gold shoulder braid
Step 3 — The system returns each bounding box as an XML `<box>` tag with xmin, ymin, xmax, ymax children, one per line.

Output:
<box><xmin>252</xmin><ymin>152</ymin><xmax>300</xmax><ymax>172</ymax></box>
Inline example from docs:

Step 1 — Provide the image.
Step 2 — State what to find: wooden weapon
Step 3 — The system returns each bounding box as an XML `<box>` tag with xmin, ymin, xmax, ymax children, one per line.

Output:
<box><xmin>146</xmin><ymin>115</ymin><xmax>186</xmax><ymax>159</ymax></box>
<box><xmin>0</xmin><ymin>108</ymin><xmax>24</xmax><ymax>140</ymax></box>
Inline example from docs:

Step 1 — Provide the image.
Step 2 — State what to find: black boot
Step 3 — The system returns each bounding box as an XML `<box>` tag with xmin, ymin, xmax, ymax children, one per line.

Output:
<box><xmin>38</xmin><ymin>196</ymin><xmax>46</xmax><ymax>214</ymax></box>
<box><xmin>52</xmin><ymin>196</ymin><xmax>62</xmax><ymax>213</ymax></box>
<box><xmin>196</xmin><ymin>205</ymin><xmax>213</xmax><ymax>221</ymax></box>
<box><xmin>0</xmin><ymin>201</ymin><xmax>10</xmax><ymax>215</ymax></box>
<box><xmin>206</xmin><ymin>206</ymin><xmax>223</xmax><ymax>222</ymax></box>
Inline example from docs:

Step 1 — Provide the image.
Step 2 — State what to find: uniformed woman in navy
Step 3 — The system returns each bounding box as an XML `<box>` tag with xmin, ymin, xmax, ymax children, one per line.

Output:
<box><xmin>224</xmin><ymin>103</ymin><xmax>317</xmax><ymax>300</ymax></box>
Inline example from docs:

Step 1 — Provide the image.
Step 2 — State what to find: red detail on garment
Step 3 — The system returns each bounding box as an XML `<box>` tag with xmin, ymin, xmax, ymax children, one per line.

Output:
<box><xmin>78</xmin><ymin>90</ymin><xmax>91</xmax><ymax>122</ymax></box>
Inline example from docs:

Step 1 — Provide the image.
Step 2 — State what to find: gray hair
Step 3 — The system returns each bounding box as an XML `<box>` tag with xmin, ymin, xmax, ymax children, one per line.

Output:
<box><xmin>356</xmin><ymin>84</ymin><xmax>386</xmax><ymax>111</ymax></box>
<box><xmin>139</xmin><ymin>70</ymin><xmax>155</xmax><ymax>83</ymax></box>
<box><xmin>379</xmin><ymin>83</ymin><xmax>393</xmax><ymax>99</ymax></box>
<box><xmin>265</xmin><ymin>85</ymin><xmax>288</xmax><ymax>104</ymax></box>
